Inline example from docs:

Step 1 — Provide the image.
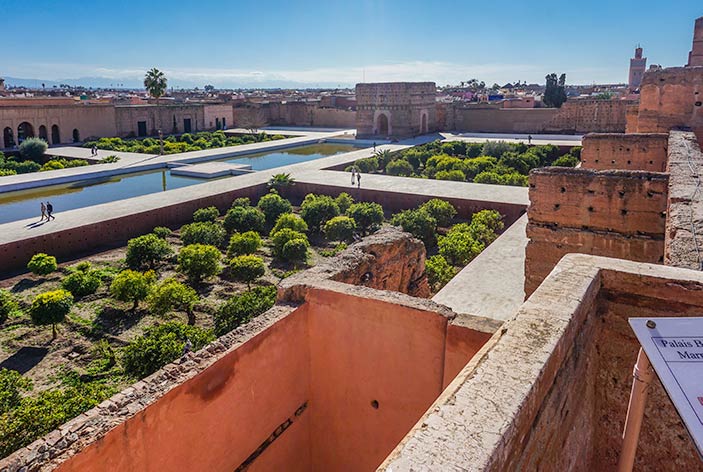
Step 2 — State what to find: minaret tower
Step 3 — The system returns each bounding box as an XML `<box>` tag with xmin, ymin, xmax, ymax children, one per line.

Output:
<box><xmin>688</xmin><ymin>16</ymin><xmax>703</xmax><ymax>66</ymax></box>
<box><xmin>628</xmin><ymin>46</ymin><xmax>647</xmax><ymax>92</ymax></box>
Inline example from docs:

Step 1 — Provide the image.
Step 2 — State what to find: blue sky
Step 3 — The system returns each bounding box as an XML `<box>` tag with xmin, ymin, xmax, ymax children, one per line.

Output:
<box><xmin>2</xmin><ymin>0</ymin><xmax>701</xmax><ymax>88</ymax></box>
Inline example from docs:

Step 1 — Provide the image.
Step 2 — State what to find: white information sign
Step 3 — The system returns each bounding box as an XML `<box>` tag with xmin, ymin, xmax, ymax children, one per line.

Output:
<box><xmin>630</xmin><ymin>317</ymin><xmax>703</xmax><ymax>458</ymax></box>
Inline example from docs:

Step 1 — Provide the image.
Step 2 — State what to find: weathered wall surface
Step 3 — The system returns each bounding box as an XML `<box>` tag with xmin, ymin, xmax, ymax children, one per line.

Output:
<box><xmin>114</xmin><ymin>105</ymin><xmax>206</xmax><ymax>137</ymax></box>
<box><xmin>580</xmin><ymin>133</ymin><xmax>668</xmax><ymax>172</ymax></box>
<box><xmin>637</xmin><ymin>66</ymin><xmax>703</xmax><ymax>145</ymax></box>
<box><xmin>544</xmin><ymin>99</ymin><xmax>633</xmax><ymax>134</ymax></box>
<box><xmin>447</xmin><ymin>106</ymin><xmax>558</xmax><ymax>133</ymax></box>
<box><xmin>203</xmin><ymin>104</ymin><xmax>234</xmax><ymax>130</ymax></box>
<box><xmin>665</xmin><ymin>130</ymin><xmax>703</xmax><ymax>269</ymax></box>
<box><xmin>356</xmin><ymin>82</ymin><xmax>437</xmax><ymax>138</ymax></box>
<box><xmin>311</xmin><ymin>107</ymin><xmax>355</xmax><ymax>128</ymax></box>
<box><xmin>525</xmin><ymin>167</ymin><xmax>668</xmax><ymax>295</ymax></box>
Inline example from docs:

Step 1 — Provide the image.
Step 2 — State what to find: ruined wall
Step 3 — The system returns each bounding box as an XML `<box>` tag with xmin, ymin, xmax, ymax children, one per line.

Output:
<box><xmin>203</xmin><ymin>104</ymin><xmax>234</xmax><ymax>130</ymax></box>
<box><xmin>114</xmin><ymin>105</ymin><xmax>206</xmax><ymax>137</ymax></box>
<box><xmin>665</xmin><ymin>130</ymin><xmax>703</xmax><ymax>269</ymax></box>
<box><xmin>356</xmin><ymin>82</ymin><xmax>437</xmax><ymax>138</ymax></box>
<box><xmin>448</xmin><ymin>106</ymin><xmax>558</xmax><ymax>133</ymax></box>
<box><xmin>525</xmin><ymin>167</ymin><xmax>668</xmax><ymax>295</ymax></box>
<box><xmin>311</xmin><ymin>107</ymin><xmax>355</xmax><ymax>128</ymax></box>
<box><xmin>543</xmin><ymin>99</ymin><xmax>633</xmax><ymax>134</ymax></box>
<box><xmin>636</xmin><ymin>66</ymin><xmax>703</xmax><ymax>144</ymax></box>
<box><xmin>580</xmin><ymin>133</ymin><xmax>669</xmax><ymax>172</ymax></box>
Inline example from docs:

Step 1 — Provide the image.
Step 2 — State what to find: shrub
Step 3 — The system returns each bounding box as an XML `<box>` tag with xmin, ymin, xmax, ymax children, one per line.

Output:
<box><xmin>0</xmin><ymin>368</ymin><xmax>32</xmax><ymax>415</ymax></box>
<box><xmin>257</xmin><ymin>191</ymin><xmax>292</xmax><ymax>229</ymax></box>
<box><xmin>125</xmin><ymin>234</ymin><xmax>172</xmax><ymax>269</ymax></box>
<box><xmin>354</xmin><ymin>157</ymin><xmax>379</xmax><ymax>173</ymax></box>
<box><xmin>471</xmin><ymin>210</ymin><xmax>504</xmax><ymax>234</ymax></box>
<box><xmin>386</xmin><ymin>159</ymin><xmax>414</xmax><ymax>176</ymax></box>
<box><xmin>481</xmin><ymin>140</ymin><xmax>512</xmax><ymax>158</ymax></box>
<box><xmin>180</xmin><ymin>221</ymin><xmax>226</xmax><ymax>247</ymax></box>
<box><xmin>227</xmin><ymin>231</ymin><xmax>262</xmax><ymax>257</ymax></box>
<box><xmin>282</xmin><ymin>238</ymin><xmax>310</xmax><ymax>264</ymax></box>
<box><xmin>420</xmin><ymin>199</ymin><xmax>457</xmax><ymax>227</ymax></box>
<box><xmin>0</xmin><ymin>290</ymin><xmax>19</xmax><ymax>324</ymax></box>
<box><xmin>271</xmin><ymin>228</ymin><xmax>308</xmax><ymax>258</ymax></box>
<box><xmin>148</xmin><ymin>278</ymin><xmax>199</xmax><ymax>325</ymax></box>
<box><xmin>152</xmin><ymin>226</ymin><xmax>171</xmax><ymax>239</ymax></box>
<box><xmin>29</xmin><ymin>289</ymin><xmax>73</xmax><ymax>339</ymax></box>
<box><xmin>438</xmin><ymin>232</ymin><xmax>484</xmax><ymax>266</ymax></box>
<box><xmin>214</xmin><ymin>286</ymin><xmax>276</xmax><ymax>336</ymax></box>
<box><xmin>301</xmin><ymin>194</ymin><xmax>340</xmax><ymax>232</ymax></box>
<box><xmin>178</xmin><ymin>244</ymin><xmax>221</xmax><ymax>283</ymax></box>
<box><xmin>231</xmin><ymin>197</ymin><xmax>251</xmax><ymax>208</ymax></box>
<box><xmin>390</xmin><ymin>209</ymin><xmax>437</xmax><ymax>247</ymax></box>
<box><xmin>229</xmin><ymin>255</ymin><xmax>266</xmax><ymax>289</ymax></box>
<box><xmin>223</xmin><ymin>206</ymin><xmax>265</xmax><ymax>234</ymax></box>
<box><xmin>110</xmin><ymin>269</ymin><xmax>155</xmax><ymax>310</ymax></box>
<box><xmin>192</xmin><ymin>206</ymin><xmax>220</xmax><ymax>223</ymax></box>
<box><xmin>570</xmin><ymin>146</ymin><xmax>582</xmax><ymax>159</ymax></box>
<box><xmin>122</xmin><ymin>322</ymin><xmax>214</xmax><ymax>379</ymax></box>
<box><xmin>346</xmin><ymin>202</ymin><xmax>384</xmax><ymax>234</ymax></box>
<box><xmin>425</xmin><ymin>255</ymin><xmax>455</xmax><ymax>290</ymax></box>
<box><xmin>4</xmin><ymin>160</ymin><xmax>41</xmax><ymax>174</ymax></box>
<box><xmin>334</xmin><ymin>192</ymin><xmax>354</xmax><ymax>213</ymax></box>
<box><xmin>0</xmin><ymin>169</ymin><xmax>17</xmax><ymax>176</ymax></box>
<box><xmin>40</xmin><ymin>160</ymin><xmax>65</xmax><ymax>171</ymax></box>
<box><xmin>473</xmin><ymin>171</ymin><xmax>528</xmax><ymax>187</ymax></box>
<box><xmin>323</xmin><ymin>216</ymin><xmax>357</xmax><ymax>241</ymax></box>
<box><xmin>19</xmin><ymin>137</ymin><xmax>48</xmax><ymax>161</ymax></box>
<box><xmin>61</xmin><ymin>268</ymin><xmax>101</xmax><ymax>297</ymax></box>
<box><xmin>27</xmin><ymin>253</ymin><xmax>57</xmax><ymax>276</ymax></box>
<box><xmin>435</xmin><ymin>169</ymin><xmax>466</xmax><ymax>181</ymax></box>
<box><xmin>99</xmin><ymin>155</ymin><xmax>120</xmax><ymax>163</ymax></box>
<box><xmin>551</xmin><ymin>154</ymin><xmax>579</xmax><ymax>167</ymax></box>
<box><xmin>271</xmin><ymin>213</ymin><xmax>308</xmax><ymax>236</ymax></box>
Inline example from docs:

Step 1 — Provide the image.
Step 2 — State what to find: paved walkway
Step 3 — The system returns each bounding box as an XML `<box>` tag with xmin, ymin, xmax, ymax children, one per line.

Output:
<box><xmin>441</xmin><ymin>132</ymin><xmax>583</xmax><ymax>147</ymax></box>
<box><xmin>432</xmin><ymin>214</ymin><xmax>527</xmax><ymax>321</ymax></box>
<box><xmin>48</xmin><ymin>147</ymin><xmax>157</xmax><ymax>163</ymax></box>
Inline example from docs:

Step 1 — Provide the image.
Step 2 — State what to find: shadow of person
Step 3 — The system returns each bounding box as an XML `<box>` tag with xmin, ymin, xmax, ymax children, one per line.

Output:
<box><xmin>26</xmin><ymin>220</ymin><xmax>48</xmax><ymax>229</ymax></box>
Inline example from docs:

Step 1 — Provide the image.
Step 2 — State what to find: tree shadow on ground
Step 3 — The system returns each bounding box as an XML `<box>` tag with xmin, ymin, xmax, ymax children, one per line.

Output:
<box><xmin>0</xmin><ymin>346</ymin><xmax>49</xmax><ymax>374</ymax></box>
<box><xmin>10</xmin><ymin>278</ymin><xmax>44</xmax><ymax>293</ymax></box>
<box><xmin>91</xmin><ymin>305</ymin><xmax>142</xmax><ymax>337</ymax></box>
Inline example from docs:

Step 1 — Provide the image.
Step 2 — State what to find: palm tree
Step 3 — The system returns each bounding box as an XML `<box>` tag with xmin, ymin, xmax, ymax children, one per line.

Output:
<box><xmin>144</xmin><ymin>68</ymin><xmax>168</xmax><ymax>153</ymax></box>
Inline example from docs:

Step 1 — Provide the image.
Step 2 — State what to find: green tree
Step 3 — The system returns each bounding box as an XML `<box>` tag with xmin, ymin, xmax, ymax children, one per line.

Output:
<box><xmin>282</xmin><ymin>238</ymin><xmax>310</xmax><ymax>264</ymax></box>
<box><xmin>300</xmin><ymin>194</ymin><xmax>340</xmax><ymax>232</ymax></box>
<box><xmin>271</xmin><ymin>213</ymin><xmax>308</xmax><ymax>236</ymax></box>
<box><xmin>144</xmin><ymin>68</ymin><xmax>167</xmax><ymax>100</ymax></box>
<box><xmin>271</xmin><ymin>228</ymin><xmax>308</xmax><ymax>258</ymax></box>
<box><xmin>386</xmin><ymin>159</ymin><xmax>414</xmax><ymax>176</ymax></box>
<box><xmin>257</xmin><ymin>191</ymin><xmax>293</xmax><ymax>230</ymax></box>
<box><xmin>0</xmin><ymin>290</ymin><xmax>19</xmax><ymax>324</ymax></box>
<box><xmin>19</xmin><ymin>137</ymin><xmax>48</xmax><ymax>162</ymax></box>
<box><xmin>192</xmin><ymin>206</ymin><xmax>220</xmax><ymax>223</ymax></box>
<box><xmin>152</xmin><ymin>226</ymin><xmax>171</xmax><ymax>239</ymax></box>
<box><xmin>420</xmin><ymin>199</ymin><xmax>457</xmax><ymax>227</ymax></box>
<box><xmin>346</xmin><ymin>202</ymin><xmax>384</xmax><ymax>234</ymax></box>
<box><xmin>179</xmin><ymin>221</ymin><xmax>227</xmax><ymax>247</ymax></box>
<box><xmin>29</xmin><ymin>289</ymin><xmax>73</xmax><ymax>339</ymax></box>
<box><xmin>229</xmin><ymin>255</ymin><xmax>266</xmax><ymax>289</ymax></box>
<box><xmin>323</xmin><ymin>216</ymin><xmax>357</xmax><ymax>241</ymax></box>
<box><xmin>551</xmin><ymin>154</ymin><xmax>579</xmax><ymax>167</ymax></box>
<box><xmin>390</xmin><ymin>209</ymin><xmax>438</xmax><ymax>247</ymax></box>
<box><xmin>61</xmin><ymin>265</ymin><xmax>101</xmax><ymax>297</ymax></box>
<box><xmin>543</xmin><ymin>73</ymin><xmax>567</xmax><ymax>108</ymax></box>
<box><xmin>27</xmin><ymin>253</ymin><xmax>57</xmax><ymax>276</ymax></box>
<box><xmin>178</xmin><ymin>244</ymin><xmax>221</xmax><ymax>283</ymax></box>
<box><xmin>110</xmin><ymin>269</ymin><xmax>155</xmax><ymax>310</ymax></box>
<box><xmin>425</xmin><ymin>255</ymin><xmax>456</xmax><ymax>290</ymax></box>
<box><xmin>125</xmin><ymin>234</ymin><xmax>172</xmax><ymax>269</ymax></box>
<box><xmin>438</xmin><ymin>232</ymin><xmax>484</xmax><ymax>266</ymax></box>
<box><xmin>0</xmin><ymin>368</ymin><xmax>32</xmax><ymax>415</ymax></box>
<box><xmin>148</xmin><ymin>278</ymin><xmax>199</xmax><ymax>325</ymax></box>
<box><xmin>334</xmin><ymin>192</ymin><xmax>354</xmax><ymax>214</ymax></box>
<box><xmin>223</xmin><ymin>206</ymin><xmax>266</xmax><ymax>234</ymax></box>
<box><xmin>214</xmin><ymin>286</ymin><xmax>276</xmax><ymax>336</ymax></box>
<box><xmin>227</xmin><ymin>231</ymin><xmax>262</xmax><ymax>257</ymax></box>
<box><xmin>122</xmin><ymin>322</ymin><xmax>214</xmax><ymax>379</ymax></box>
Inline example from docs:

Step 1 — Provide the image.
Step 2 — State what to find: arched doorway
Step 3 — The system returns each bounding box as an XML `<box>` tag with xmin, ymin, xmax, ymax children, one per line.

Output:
<box><xmin>51</xmin><ymin>125</ymin><xmax>60</xmax><ymax>144</ymax></box>
<box><xmin>376</xmin><ymin>113</ymin><xmax>389</xmax><ymax>136</ymax></box>
<box><xmin>3</xmin><ymin>127</ymin><xmax>14</xmax><ymax>148</ymax></box>
<box><xmin>17</xmin><ymin>122</ymin><xmax>34</xmax><ymax>142</ymax></box>
<box><xmin>420</xmin><ymin>112</ymin><xmax>428</xmax><ymax>134</ymax></box>
<box><xmin>39</xmin><ymin>125</ymin><xmax>48</xmax><ymax>141</ymax></box>
<box><xmin>72</xmin><ymin>129</ymin><xmax>80</xmax><ymax>143</ymax></box>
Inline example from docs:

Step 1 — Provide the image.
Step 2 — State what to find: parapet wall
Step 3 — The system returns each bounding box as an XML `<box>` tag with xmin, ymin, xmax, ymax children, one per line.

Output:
<box><xmin>544</xmin><ymin>99</ymin><xmax>633</xmax><ymax>134</ymax></box>
<box><xmin>525</xmin><ymin>167</ymin><xmax>668</xmax><ymax>295</ymax></box>
<box><xmin>580</xmin><ymin>133</ymin><xmax>669</xmax><ymax>171</ymax></box>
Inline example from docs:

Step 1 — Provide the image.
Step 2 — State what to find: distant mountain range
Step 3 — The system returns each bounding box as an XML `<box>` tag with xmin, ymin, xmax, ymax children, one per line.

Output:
<box><xmin>2</xmin><ymin>76</ymin><xmax>355</xmax><ymax>91</ymax></box>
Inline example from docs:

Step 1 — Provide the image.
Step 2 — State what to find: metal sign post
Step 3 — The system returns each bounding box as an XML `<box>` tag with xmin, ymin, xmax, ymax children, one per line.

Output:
<box><xmin>621</xmin><ymin>318</ymin><xmax>703</xmax><ymax>471</ymax></box>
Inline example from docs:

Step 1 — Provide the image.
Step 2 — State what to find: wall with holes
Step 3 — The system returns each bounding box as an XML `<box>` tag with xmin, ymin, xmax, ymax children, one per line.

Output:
<box><xmin>581</xmin><ymin>133</ymin><xmax>669</xmax><ymax>172</ymax></box>
<box><xmin>525</xmin><ymin>167</ymin><xmax>668</xmax><ymax>295</ymax></box>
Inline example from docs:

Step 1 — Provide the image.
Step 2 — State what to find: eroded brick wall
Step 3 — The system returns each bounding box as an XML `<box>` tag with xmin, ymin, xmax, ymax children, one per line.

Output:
<box><xmin>525</xmin><ymin>167</ymin><xmax>668</xmax><ymax>295</ymax></box>
<box><xmin>580</xmin><ymin>133</ymin><xmax>669</xmax><ymax>172</ymax></box>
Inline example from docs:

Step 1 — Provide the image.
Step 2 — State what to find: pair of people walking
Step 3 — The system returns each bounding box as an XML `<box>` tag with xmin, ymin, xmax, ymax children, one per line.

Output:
<box><xmin>40</xmin><ymin>201</ymin><xmax>55</xmax><ymax>221</ymax></box>
<box><xmin>350</xmin><ymin>167</ymin><xmax>361</xmax><ymax>188</ymax></box>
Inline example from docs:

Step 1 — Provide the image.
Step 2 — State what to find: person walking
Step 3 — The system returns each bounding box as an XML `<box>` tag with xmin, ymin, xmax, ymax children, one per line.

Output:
<box><xmin>373</xmin><ymin>142</ymin><xmax>377</xmax><ymax>152</ymax></box>
<box><xmin>357</xmin><ymin>171</ymin><xmax>361</xmax><ymax>188</ymax></box>
<box><xmin>527</xmin><ymin>135</ymin><xmax>533</xmax><ymax>145</ymax></box>
<box><xmin>40</xmin><ymin>202</ymin><xmax>47</xmax><ymax>221</ymax></box>
<box><xmin>92</xmin><ymin>145</ymin><xmax>98</xmax><ymax>156</ymax></box>
<box><xmin>46</xmin><ymin>201</ymin><xmax>55</xmax><ymax>220</ymax></box>
<box><xmin>351</xmin><ymin>166</ymin><xmax>356</xmax><ymax>185</ymax></box>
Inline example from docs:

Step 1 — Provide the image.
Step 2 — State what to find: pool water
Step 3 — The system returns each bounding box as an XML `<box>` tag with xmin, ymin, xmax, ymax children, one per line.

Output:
<box><xmin>0</xmin><ymin>143</ymin><xmax>361</xmax><ymax>224</ymax></box>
